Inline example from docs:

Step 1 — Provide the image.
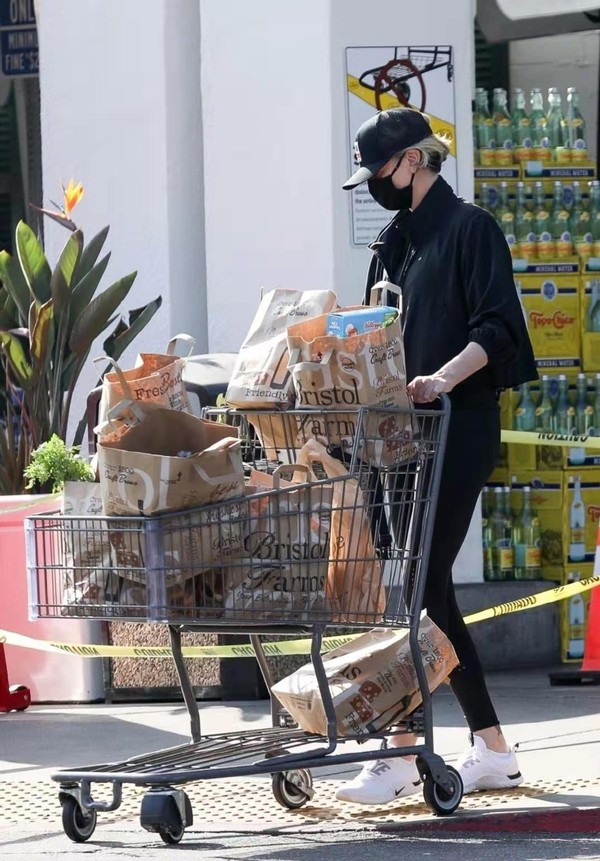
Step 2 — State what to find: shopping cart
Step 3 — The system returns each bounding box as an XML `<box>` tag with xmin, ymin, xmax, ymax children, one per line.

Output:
<box><xmin>24</xmin><ymin>399</ymin><xmax>458</xmax><ymax>845</ymax></box>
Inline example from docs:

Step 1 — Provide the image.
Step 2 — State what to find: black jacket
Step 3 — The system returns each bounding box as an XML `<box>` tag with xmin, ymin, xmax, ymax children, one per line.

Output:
<box><xmin>364</xmin><ymin>176</ymin><xmax>538</xmax><ymax>409</ymax></box>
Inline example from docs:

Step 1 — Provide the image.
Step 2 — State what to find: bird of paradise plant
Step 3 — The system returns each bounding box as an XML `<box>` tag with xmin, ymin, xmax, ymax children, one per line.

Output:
<box><xmin>0</xmin><ymin>181</ymin><xmax>162</xmax><ymax>493</ymax></box>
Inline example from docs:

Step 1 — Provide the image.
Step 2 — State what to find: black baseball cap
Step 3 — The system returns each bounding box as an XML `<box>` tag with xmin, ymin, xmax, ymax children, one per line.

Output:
<box><xmin>343</xmin><ymin>109</ymin><xmax>433</xmax><ymax>189</ymax></box>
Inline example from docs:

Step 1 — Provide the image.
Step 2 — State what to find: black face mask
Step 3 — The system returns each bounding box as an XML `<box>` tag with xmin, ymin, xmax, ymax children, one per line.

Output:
<box><xmin>368</xmin><ymin>157</ymin><xmax>415</xmax><ymax>211</ymax></box>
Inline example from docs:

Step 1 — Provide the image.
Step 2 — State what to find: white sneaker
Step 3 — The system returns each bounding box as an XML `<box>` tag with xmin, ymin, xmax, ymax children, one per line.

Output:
<box><xmin>335</xmin><ymin>757</ymin><xmax>422</xmax><ymax>805</ymax></box>
<box><xmin>457</xmin><ymin>735</ymin><xmax>523</xmax><ymax>794</ymax></box>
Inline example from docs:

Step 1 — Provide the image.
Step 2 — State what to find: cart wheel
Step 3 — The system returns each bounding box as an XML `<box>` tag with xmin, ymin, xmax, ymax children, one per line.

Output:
<box><xmin>422</xmin><ymin>766</ymin><xmax>463</xmax><ymax>816</ymax></box>
<box><xmin>158</xmin><ymin>824</ymin><xmax>185</xmax><ymax>845</ymax></box>
<box><xmin>271</xmin><ymin>770</ymin><xmax>313</xmax><ymax>810</ymax></box>
<box><xmin>61</xmin><ymin>796</ymin><xmax>97</xmax><ymax>842</ymax></box>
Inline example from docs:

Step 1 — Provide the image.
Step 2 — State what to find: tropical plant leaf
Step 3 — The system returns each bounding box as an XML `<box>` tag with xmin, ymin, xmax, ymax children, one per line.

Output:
<box><xmin>103</xmin><ymin>295</ymin><xmax>162</xmax><ymax>360</ymax></box>
<box><xmin>74</xmin><ymin>225</ymin><xmax>110</xmax><ymax>284</ymax></box>
<box><xmin>68</xmin><ymin>252</ymin><xmax>111</xmax><ymax>332</ymax></box>
<box><xmin>15</xmin><ymin>221</ymin><xmax>52</xmax><ymax>302</ymax></box>
<box><xmin>30</xmin><ymin>299</ymin><xmax>55</xmax><ymax>368</ymax></box>
<box><xmin>50</xmin><ymin>230</ymin><xmax>83</xmax><ymax>314</ymax></box>
<box><xmin>0</xmin><ymin>306</ymin><xmax>15</xmax><ymax>328</ymax></box>
<box><xmin>0</xmin><ymin>249</ymin><xmax>32</xmax><ymax>322</ymax></box>
<box><xmin>0</xmin><ymin>331</ymin><xmax>33</xmax><ymax>387</ymax></box>
<box><xmin>69</xmin><ymin>272</ymin><xmax>136</xmax><ymax>356</ymax></box>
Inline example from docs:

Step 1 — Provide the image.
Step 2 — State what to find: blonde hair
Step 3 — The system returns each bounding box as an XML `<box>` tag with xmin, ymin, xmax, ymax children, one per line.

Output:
<box><xmin>397</xmin><ymin>134</ymin><xmax>451</xmax><ymax>173</ymax></box>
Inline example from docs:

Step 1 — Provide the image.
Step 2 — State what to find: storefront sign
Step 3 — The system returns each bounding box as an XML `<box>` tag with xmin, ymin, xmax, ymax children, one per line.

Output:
<box><xmin>0</xmin><ymin>0</ymin><xmax>38</xmax><ymax>77</ymax></box>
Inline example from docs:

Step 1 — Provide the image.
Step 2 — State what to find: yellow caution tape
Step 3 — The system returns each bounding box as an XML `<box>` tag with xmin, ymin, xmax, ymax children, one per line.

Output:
<box><xmin>1</xmin><ymin>576</ymin><xmax>597</xmax><ymax>659</ymax></box>
<box><xmin>346</xmin><ymin>74</ymin><xmax>457</xmax><ymax>157</ymax></box>
<box><xmin>501</xmin><ymin>430</ymin><xmax>600</xmax><ymax>449</ymax></box>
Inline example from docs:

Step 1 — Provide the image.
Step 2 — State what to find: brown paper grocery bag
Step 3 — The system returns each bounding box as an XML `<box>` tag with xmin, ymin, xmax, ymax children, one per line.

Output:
<box><xmin>286</xmin><ymin>304</ymin><xmax>414</xmax><ymax>465</ymax></box>
<box><xmin>222</xmin><ymin>466</ymin><xmax>333</xmax><ymax>621</ymax></box>
<box><xmin>271</xmin><ymin>616</ymin><xmax>458</xmax><ymax>737</ymax></box>
<box><xmin>295</xmin><ymin>439</ymin><xmax>386</xmax><ymax>623</ymax></box>
<box><xmin>97</xmin><ymin>408</ymin><xmax>244</xmax><ymax>516</ymax></box>
<box><xmin>98</xmin><ymin>334</ymin><xmax>195</xmax><ymax>424</ymax></box>
<box><xmin>226</xmin><ymin>289</ymin><xmax>337</xmax><ymax>409</ymax></box>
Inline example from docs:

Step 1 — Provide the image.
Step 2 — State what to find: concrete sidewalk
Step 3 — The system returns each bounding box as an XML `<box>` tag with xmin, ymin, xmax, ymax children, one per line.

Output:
<box><xmin>1</xmin><ymin>667</ymin><xmax>598</xmax><ymax>843</ymax></box>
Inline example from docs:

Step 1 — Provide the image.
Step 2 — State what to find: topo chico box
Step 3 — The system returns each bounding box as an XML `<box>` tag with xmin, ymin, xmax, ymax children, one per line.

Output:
<box><xmin>515</xmin><ymin>260</ymin><xmax>581</xmax><ymax>371</ymax></box>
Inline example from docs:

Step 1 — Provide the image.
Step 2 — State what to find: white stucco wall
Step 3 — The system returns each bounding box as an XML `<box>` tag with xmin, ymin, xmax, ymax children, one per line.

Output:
<box><xmin>35</xmin><ymin>0</ymin><xmax>207</xmax><ymax>436</ymax></box>
<box><xmin>199</xmin><ymin>0</ymin><xmax>336</xmax><ymax>353</ymax></box>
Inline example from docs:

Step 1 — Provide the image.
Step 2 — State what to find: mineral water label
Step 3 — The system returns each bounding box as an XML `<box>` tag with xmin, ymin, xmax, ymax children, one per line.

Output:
<box><xmin>495</xmin><ymin>148</ymin><xmax>513</xmax><ymax>166</ymax></box>
<box><xmin>576</xmin><ymin>240</ymin><xmax>593</xmax><ymax>259</ymax></box>
<box><xmin>570</xmin><ymin>528</ymin><xmax>584</xmax><ymax>543</ymax></box>
<box><xmin>479</xmin><ymin>148</ymin><xmax>496</xmax><ymax>167</ymax></box>
<box><xmin>496</xmin><ymin>544</ymin><xmax>514</xmax><ymax>569</ymax></box>
<box><xmin>518</xmin><ymin>240</ymin><xmax>536</xmax><ymax>259</ymax></box>
<box><xmin>526</xmin><ymin>546</ymin><xmax>541</xmax><ymax>568</ymax></box>
<box><xmin>556</xmin><ymin>232</ymin><xmax>573</xmax><ymax>258</ymax></box>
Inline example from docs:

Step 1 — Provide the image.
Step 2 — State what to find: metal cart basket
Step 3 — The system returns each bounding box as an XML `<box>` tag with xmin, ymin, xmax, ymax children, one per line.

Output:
<box><xmin>25</xmin><ymin>399</ymin><xmax>459</xmax><ymax>844</ymax></box>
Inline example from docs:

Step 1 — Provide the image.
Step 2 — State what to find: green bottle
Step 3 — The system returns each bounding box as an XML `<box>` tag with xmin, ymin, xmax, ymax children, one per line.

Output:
<box><xmin>496</xmin><ymin>181</ymin><xmax>517</xmax><ymax>254</ymax></box>
<box><xmin>514</xmin><ymin>382</ymin><xmax>537</xmax><ymax>431</ymax></box>
<box><xmin>552</xmin><ymin>374</ymin><xmax>573</xmax><ymax>435</ymax></box>
<box><xmin>562</xmin><ymin>87</ymin><xmax>587</xmax><ymax>163</ymax></box>
<box><xmin>593</xmin><ymin>374</ymin><xmax>600</xmax><ymax>435</ymax></box>
<box><xmin>477</xmin><ymin>89</ymin><xmax>495</xmax><ymax>166</ymax></box>
<box><xmin>480</xmin><ymin>182</ymin><xmax>498</xmax><ymax>215</ymax></box>
<box><xmin>533</xmin><ymin>182</ymin><xmax>554</xmax><ymax>260</ymax></box>
<box><xmin>535</xmin><ymin>375</ymin><xmax>554</xmax><ymax>431</ymax></box>
<box><xmin>482</xmin><ymin>489</ymin><xmax>495</xmax><ymax>581</ymax></box>
<box><xmin>575</xmin><ymin>374</ymin><xmax>594</xmax><ymax>433</ymax></box>
<box><xmin>511</xmin><ymin>88</ymin><xmax>532</xmax><ymax>162</ymax></box>
<box><xmin>546</xmin><ymin>87</ymin><xmax>566</xmax><ymax>159</ymax></box>
<box><xmin>513</xmin><ymin>486</ymin><xmax>541</xmax><ymax>580</ymax></box>
<box><xmin>551</xmin><ymin>182</ymin><xmax>573</xmax><ymax>258</ymax></box>
<box><xmin>530</xmin><ymin>88</ymin><xmax>550</xmax><ymax>162</ymax></box>
<box><xmin>515</xmin><ymin>182</ymin><xmax>536</xmax><ymax>259</ymax></box>
<box><xmin>493</xmin><ymin>88</ymin><xmax>513</xmax><ymax>166</ymax></box>
<box><xmin>588</xmin><ymin>279</ymin><xmax>600</xmax><ymax>333</ymax></box>
<box><xmin>571</xmin><ymin>182</ymin><xmax>593</xmax><ymax>260</ymax></box>
<box><xmin>589</xmin><ymin>181</ymin><xmax>600</xmax><ymax>257</ymax></box>
<box><xmin>491</xmin><ymin>487</ymin><xmax>514</xmax><ymax>580</ymax></box>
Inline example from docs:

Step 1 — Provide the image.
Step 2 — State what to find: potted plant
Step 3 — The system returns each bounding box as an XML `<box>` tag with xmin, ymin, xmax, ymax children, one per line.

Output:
<box><xmin>0</xmin><ymin>181</ymin><xmax>162</xmax><ymax>494</ymax></box>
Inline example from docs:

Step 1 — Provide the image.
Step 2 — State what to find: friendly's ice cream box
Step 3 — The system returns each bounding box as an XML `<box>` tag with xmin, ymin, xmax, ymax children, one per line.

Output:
<box><xmin>326</xmin><ymin>307</ymin><xmax>398</xmax><ymax>338</ymax></box>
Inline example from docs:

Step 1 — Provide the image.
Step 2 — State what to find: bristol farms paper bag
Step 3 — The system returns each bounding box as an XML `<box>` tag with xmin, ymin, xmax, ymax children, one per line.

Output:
<box><xmin>98</xmin><ymin>409</ymin><xmax>244</xmax><ymax>516</ymax></box>
<box><xmin>222</xmin><ymin>470</ymin><xmax>333</xmax><ymax>621</ymax></box>
<box><xmin>271</xmin><ymin>616</ymin><xmax>458</xmax><ymax>737</ymax></box>
<box><xmin>226</xmin><ymin>288</ymin><xmax>337</xmax><ymax>409</ymax></box>
<box><xmin>286</xmin><ymin>307</ymin><xmax>414</xmax><ymax>465</ymax></box>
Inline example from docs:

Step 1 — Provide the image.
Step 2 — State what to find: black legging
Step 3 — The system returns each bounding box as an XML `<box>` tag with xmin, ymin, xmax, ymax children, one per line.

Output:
<box><xmin>420</xmin><ymin>407</ymin><xmax>501</xmax><ymax>732</ymax></box>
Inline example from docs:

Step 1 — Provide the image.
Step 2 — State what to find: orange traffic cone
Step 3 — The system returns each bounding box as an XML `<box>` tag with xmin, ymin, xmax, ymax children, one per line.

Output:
<box><xmin>581</xmin><ymin>583</ymin><xmax>600</xmax><ymax>674</ymax></box>
<box><xmin>0</xmin><ymin>642</ymin><xmax>31</xmax><ymax>713</ymax></box>
<box><xmin>550</xmin><ymin>525</ymin><xmax>600</xmax><ymax>686</ymax></box>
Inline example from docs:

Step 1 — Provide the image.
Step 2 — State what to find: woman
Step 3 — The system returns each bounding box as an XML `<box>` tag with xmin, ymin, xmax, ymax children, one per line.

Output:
<box><xmin>336</xmin><ymin>108</ymin><xmax>537</xmax><ymax>805</ymax></box>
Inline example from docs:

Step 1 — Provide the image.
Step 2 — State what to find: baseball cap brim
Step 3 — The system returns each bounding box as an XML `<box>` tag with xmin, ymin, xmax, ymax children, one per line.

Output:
<box><xmin>342</xmin><ymin>159</ymin><xmax>388</xmax><ymax>190</ymax></box>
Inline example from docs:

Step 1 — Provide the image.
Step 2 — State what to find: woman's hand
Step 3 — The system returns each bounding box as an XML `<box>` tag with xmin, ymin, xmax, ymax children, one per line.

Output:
<box><xmin>407</xmin><ymin>372</ymin><xmax>455</xmax><ymax>403</ymax></box>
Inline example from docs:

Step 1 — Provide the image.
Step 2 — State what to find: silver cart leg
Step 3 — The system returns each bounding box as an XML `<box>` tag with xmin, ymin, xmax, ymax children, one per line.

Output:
<box><xmin>168</xmin><ymin>626</ymin><xmax>201</xmax><ymax>743</ymax></box>
<box><xmin>250</xmin><ymin>634</ymin><xmax>297</xmax><ymax>728</ymax></box>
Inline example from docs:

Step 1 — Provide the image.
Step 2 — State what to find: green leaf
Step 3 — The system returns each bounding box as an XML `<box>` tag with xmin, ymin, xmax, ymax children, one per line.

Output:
<box><xmin>68</xmin><ymin>252</ymin><xmax>111</xmax><ymax>331</ymax></box>
<box><xmin>74</xmin><ymin>225</ymin><xmax>110</xmax><ymax>283</ymax></box>
<box><xmin>15</xmin><ymin>221</ymin><xmax>52</xmax><ymax>303</ymax></box>
<box><xmin>103</xmin><ymin>295</ymin><xmax>162</xmax><ymax>360</ymax></box>
<box><xmin>30</xmin><ymin>299</ymin><xmax>55</xmax><ymax>368</ymax></box>
<box><xmin>0</xmin><ymin>331</ymin><xmax>33</xmax><ymax>386</ymax></box>
<box><xmin>0</xmin><ymin>249</ymin><xmax>32</xmax><ymax>322</ymax></box>
<box><xmin>51</xmin><ymin>230</ymin><xmax>83</xmax><ymax>314</ymax></box>
<box><xmin>68</xmin><ymin>272</ymin><xmax>136</xmax><ymax>357</ymax></box>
